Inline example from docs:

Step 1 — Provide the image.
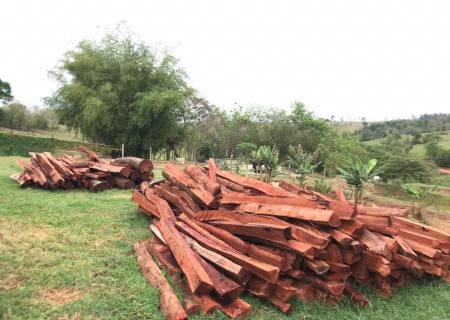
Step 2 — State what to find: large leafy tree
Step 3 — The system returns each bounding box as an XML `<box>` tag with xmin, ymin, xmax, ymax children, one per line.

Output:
<box><xmin>0</xmin><ymin>79</ymin><xmax>13</xmax><ymax>103</ymax></box>
<box><xmin>47</xmin><ymin>29</ymin><xmax>190</xmax><ymax>156</ymax></box>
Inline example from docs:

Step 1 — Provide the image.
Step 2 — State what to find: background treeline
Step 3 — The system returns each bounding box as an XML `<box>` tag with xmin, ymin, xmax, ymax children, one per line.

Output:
<box><xmin>1</xmin><ymin>29</ymin><xmax>449</xmax><ymax>178</ymax></box>
<box><xmin>0</xmin><ymin>103</ymin><xmax>58</xmax><ymax>131</ymax></box>
<box><xmin>356</xmin><ymin>114</ymin><xmax>450</xmax><ymax>141</ymax></box>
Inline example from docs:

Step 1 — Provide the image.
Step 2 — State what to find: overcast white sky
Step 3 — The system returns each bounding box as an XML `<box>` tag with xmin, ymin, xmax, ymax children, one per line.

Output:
<box><xmin>1</xmin><ymin>0</ymin><xmax>450</xmax><ymax>120</ymax></box>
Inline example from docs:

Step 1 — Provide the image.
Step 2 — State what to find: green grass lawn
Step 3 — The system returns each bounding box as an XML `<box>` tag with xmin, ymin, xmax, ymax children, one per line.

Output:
<box><xmin>1</xmin><ymin>157</ymin><xmax>449</xmax><ymax>320</ymax></box>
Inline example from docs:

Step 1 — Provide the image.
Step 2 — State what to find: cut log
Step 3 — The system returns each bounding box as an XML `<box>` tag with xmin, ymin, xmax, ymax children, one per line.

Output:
<box><xmin>393</xmin><ymin>235</ymin><xmax>417</xmax><ymax>259</ymax></box>
<box><xmin>215</xmin><ymin>169</ymin><xmax>297</xmax><ymax>198</ymax></box>
<box><xmin>78</xmin><ymin>146</ymin><xmax>100</xmax><ymax>162</ymax></box>
<box><xmin>33</xmin><ymin>152</ymin><xmax>64</xmax><ymax>185</ymax></box>
<box><xmin>236</xmin><ymin>203</ymin><xmax>341</xmax><ymax>227</ymax></box>
<box><xmin>152</xmin><ymin>197</ymin><xmax>214</xmax><ymax>295</ymax></box>
<box><xmin>360</xmin><ymin>229</ymin><xmax>392</xmax><ymax>260</ymax></box>
<box><xmin>208</xmin><ymin>158</ymin><xmax>217</xmax><ymax>182</ymax></box>
<box><xmin>133</xmin><ymin>240</ymin><xmax>187</xmax><ymax>320</ymax></box>
<box><xmin>216</xmin><ymin>177</ymin><xmax>248</xmax><ymax>193</ymax></box>
<box><xmin>221</xmin><ymin>192</ymin><xmax>322</xmax><ymax>209</ymax></box>
<box><xmin>219</xmin><ymin>298</ymin><xmax>252</xmax><ymax>319</ymax></box>
<box><xmin>334</xmin><ymin>187</ymin><xmax>348</xmax><ymax>203</ymax></box>
<box><xmin>133</xmin><ymin>190</ymin><xmax>160</xmax><ymax>218</ymax></box>
<box><xmin>246</xmin><ymin>275</ymin><xmax>276</xmax><ymax>298</ymax></box>
<box><xmin>363</xmin><ymin>252</ymin><xmax>391</xmax><ymax>277</ymax></box>
<box><xmin>182</xmin><ymin>234</ymin><xmax>251</xmax><ymax>284</ymax></box>
<box><xmin>357</xmin><ymin>205</ymin><xmax>408</xmax><ymax>217</ymax></box>
<box><xmin>328</xmin><ymin>228</ymin><xmax>353</xmax><ymax>248</ymax></box>
<box><xmin>344</xmin><ymin>284</ymin><xmax>369</xmax><ymax>307</ymax></box>
<box><xmin>398</xmin><ymin>229</ymin><xmax>440</xmax><ymax>248</ymax></box>
<box><xmin>338</xmin><ymin>220</ymin><xmax>365</xmax><ymax>238</ymax></box>
<box><xmin>163</xmin><ymin>164</ymin><xmax>215</xmax><ymax>207</ymax></box>
<box><xmin>193</xmin><ymin>219</ymin><xmax>250</xmax><ymax>254</ymax></box>
<box><xmin>154</xmin><ymin>184</ymin><xmax>196</xmax><ymax>218</ymax></box>
<box><xmin>247</xmin><ymin>244</ymin><xmax>284</xmax><ymax>269</ymax></box>
<box><xmin>274</xmin><ymin>280</ymin><xmax>298</xmax><ymax>302</ymax></box>
<box><xmin>266</xmin><ymin>295</ymin><xmax>292</xmax><ymax>314</ymax></box>
<box><xmin>112</xmin><ymin>157</ymin><xmax>153</xmax><ymax>173</ymax></box>
<box><xmin>175</xmin><ymin>220</ymin><xmax>280</xmax><ymax>283</ymax></box>
<box><xmin>403</xmin><ymin>239</ymin><xmax>441</xmax><ymax>259</ymax></box>
<box><xmin>208</xmin><ymin>220</ymin><xmax>291</xmax><ymax>243</ymax></box>
<box><xmin>199</xmin><ymin>258</ymin><xmax>244</xmax><ymax>304</ymax></box>
<box><xmin>111</xmin><ymin>176</ymin><xmax>135</xmax><ymax>189</ymax></box>
<box><xmin>88</xmin><ymin>179</ymin><xmax>110</xmax><ymax>192</ymax></box>
<box><xmin>304</xmin><ymin>259</ymin><xmax>330</xmax><ymax>275</ymax></box>
<box><xmin>184</xmin><ymin>165</ymin><xmax>220</xmax><ymax>194</ymax></box>
<box><xmin>90</xmin><ymin>163</ymin><xmax>131</xmax><ymax>177</ymax></box>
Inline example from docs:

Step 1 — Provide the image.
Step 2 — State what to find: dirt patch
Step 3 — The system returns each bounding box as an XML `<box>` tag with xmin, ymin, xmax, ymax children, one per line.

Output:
<box><xmin>111</xmin><ymin>193</ymin><xmax>131</xmax><ymax>199</ymax></box>
<box><xmin>92</xmin><ymin>235</ymin><xmax>123</xmax><ymax>248</ymax></box>
<box><xmin>365</xmin><ymin>193</ymin><xmax>450</xmax><ymax>233</ymax></box>
<box><xmin>422</xmin><ymin>211</ymin><xmax>450</xmax><ymax>233</ymax></box>
<box><xmin>40</xmin><ymin>288</ymin><xmax>84</xmax><ymax>305</ymax></box>
<box><xmin>0</xmin><ymin>274</ymin><xmax>23</xmax><ymax>291</ymax></box>
<box><xmin>0</xmin><ymin>218</ymin><xmax>54</xmax><ymax>249</ymax></box>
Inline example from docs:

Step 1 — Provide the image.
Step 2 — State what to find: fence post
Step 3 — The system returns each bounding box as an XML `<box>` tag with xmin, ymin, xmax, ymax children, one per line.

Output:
<box><xmin>149</xmin><ymin>146</ymin><xmax>152</xmax><ymax>161</ymax></box>
<box><xmin>121</xmin><ymin>144</ymin><xmax>124</xmax><ymax>158</ymax></box>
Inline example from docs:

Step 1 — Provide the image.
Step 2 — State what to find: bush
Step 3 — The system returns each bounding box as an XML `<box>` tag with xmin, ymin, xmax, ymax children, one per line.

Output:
<box><xmin>426</xmin><ymin>142</ymin><xmax>450</xmax><ymax>168</ymax></box>
<box><xmin>423</xmin><ymin>133</ymin><xmax>442</xmax><ymax>144</ymax></box>
<box><xmin>380</xmin><ymin>155</ymin><xmax>435</xmax><ymax>182</ymax></box>
<box><xmin>314</xmin><ymin>177</ymin><xmax>332</xmax><ymax>194</ymax></box>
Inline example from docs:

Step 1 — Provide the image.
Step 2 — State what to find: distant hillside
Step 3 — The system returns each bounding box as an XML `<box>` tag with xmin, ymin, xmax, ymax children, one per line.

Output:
<box><xmin>0</xmin><ymin>132</ymin><xmax>81</xmax><ymax>157</ymax></box>
<box><xmin>355</xmin><ymin>114</ymin><xmax>450</xmax><ymax>141</ymax></box>
<box><xmin>331</xmin><ymin>121</ymin><xmax>363</xmax><ymax>133</ymax></box>
<box><xmin>0</xmin><ymin>125</ymin><xmax>81</xmax><ymax>142</ymax></box>
<box><xmin>0</xmin><ymin>132</ymin><xmax>117</xmax><ymax>157</ymax></box>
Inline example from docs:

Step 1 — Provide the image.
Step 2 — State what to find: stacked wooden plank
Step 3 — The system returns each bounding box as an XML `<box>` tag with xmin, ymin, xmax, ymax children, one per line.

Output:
<box><xmin>132</xmin><ymin>160</ymin><xmax>450</xmax><ymax>319</ymax></box>
<box><xmin>11</xmin><ymin>147</ymin><xmax>154</xmax><ymax>192</ymax></box>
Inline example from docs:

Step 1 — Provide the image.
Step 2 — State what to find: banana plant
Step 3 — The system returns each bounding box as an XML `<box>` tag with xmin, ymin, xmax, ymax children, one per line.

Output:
<box><xmin>337</xmin><ymin>158</ymin><xmax>380</xmax><ymax>204</ymax></box>
<box><xmin>285</xmin><ymin>144</ymin><xmax>320</xmax><ymax>186</ymax></box>
<box><xmin>402</xmin><ymin>184</ymin><xmax>436</xmax><ymax>220</ymax></box>
<box><xmin>256</xmin><ymin>145</ymin><xmax>279</xmax><ymax>183</ymax></box>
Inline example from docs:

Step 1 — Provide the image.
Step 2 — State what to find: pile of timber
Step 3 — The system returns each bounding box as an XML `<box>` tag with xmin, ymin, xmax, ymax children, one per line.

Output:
<box><xmin>132</xmin><ymin>160</ymin><xmax>450</xmax><ymax>319</ymax></box>
<box><xmin>11</xmin><ymin>147</ymin><xmax>154</xmax><ymax>192</ymax></box>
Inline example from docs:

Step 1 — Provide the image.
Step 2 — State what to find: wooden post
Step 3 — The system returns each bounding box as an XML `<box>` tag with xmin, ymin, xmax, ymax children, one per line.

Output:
<box><xmin>149</xmin><ymin>147</ymin><xmax>152</xmax><ymax>161</ymax></box>
<box><xmin>121</xmin><ymin>144</ymin><xmax>124</xmax><ymax>158</ymax></box>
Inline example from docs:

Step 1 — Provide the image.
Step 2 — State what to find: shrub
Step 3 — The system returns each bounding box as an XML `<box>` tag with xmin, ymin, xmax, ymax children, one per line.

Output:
<box><xmin>381</xmin><ymin>155</ymin><xmax>435</xmax><ymax>182</ymax></box>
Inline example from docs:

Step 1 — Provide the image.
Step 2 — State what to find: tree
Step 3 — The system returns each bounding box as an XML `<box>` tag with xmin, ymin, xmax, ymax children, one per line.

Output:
<box><xmin>47</xmin><ymin>27</ymin><xmax>190</xmax><ymax>156</ymax></box>
<box><xmin>285</xmin><ymin>144</ymin><xmax>320</xmax><ymax>186</ymax></box>
<box><xmin>319</xmin><ymin>131</ymin><xmax>368</xmax><ymax>175</ymax></box>
<box><xmin>236</xmin><ymin>142</ymin><xmax>257</xmax><ymax>176</ymax></box>
<box><xmin>402</xmin><ymin>184</ymin><xmax>436</xmax><ymax>220</ymax></box>
<box><xmin>0</xmin><ymin>79</ymin><xmax>13</xmax><ymax>103</ymax></box>
<box><xmin>338</xmin><ymin>159</ymin><xmax>380</xmax><ymax>204</ymax></box>
<box><xmin>256</xmin><ymin>145</ymin><xmax>279</xmax><ymax>182</ymax></box>
<box><xmin>0</xmin><ymin>103</ymin><xmax>30</xmax><ymax>130</ymax></box>
<box><xmin>381</xmin><ymin>155</ymin><xmax>434</xmax><ymax>182</ymax></box>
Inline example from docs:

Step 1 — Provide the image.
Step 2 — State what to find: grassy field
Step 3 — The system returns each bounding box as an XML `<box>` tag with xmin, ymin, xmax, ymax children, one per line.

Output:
<box><xmin>0</xmin><ymin>126</ymin><xmax>82</xmax><ymax>142</ymax></box>
<box><xmin>410</xmin><ymin>131</ymin><xmax>450</xmax><ymax>158</ymax></box>
<box><xmin>365</xmin><ymin>131</ymin><xmax>450</xmax><ymax>159</ymax></box>
<box><xmin>1</xmin><ymin>157</ymin><xmax>450</xmax><ymax>320</ymax></box>
<box><xmin>332</xmin><ymin>121</ymin><xmax>364</xmax><ymax>133</ymax></box>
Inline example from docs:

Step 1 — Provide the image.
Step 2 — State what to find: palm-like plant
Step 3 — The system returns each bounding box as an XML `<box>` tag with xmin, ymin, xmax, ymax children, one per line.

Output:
<box><xmin>256</xmin><ymin>145</ymin><xmax>279</xmax><ymax>182</ymax></box>
<box><xmin>285</xmin><ymin>144</ymin><xmax>320</xmax><ymax>186</ymax></box>
<box><xmin>402</xmin><ymin>184</ymin><xmax>436</xmax><ymax>220</ymax></box>
<box><xmin>337</xmin><ymin>159</ymin><xmax>379</xmax><ymax>204</ymax></box>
